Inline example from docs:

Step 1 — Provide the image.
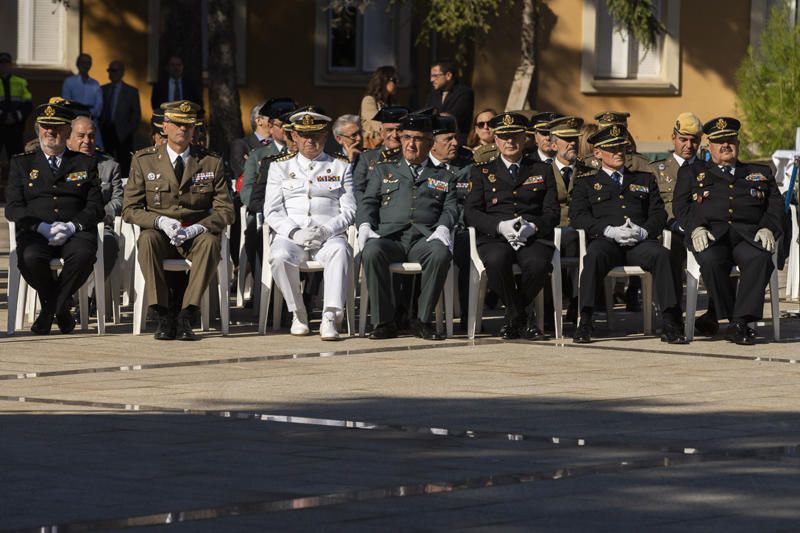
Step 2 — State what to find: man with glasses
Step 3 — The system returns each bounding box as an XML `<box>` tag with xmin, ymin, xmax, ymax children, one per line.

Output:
<box><xmin>265</xmin><ymin>109</ymin><xmax>356</xmax><ymax>340</ymax></box>
<box><xmin>123</xmin><ymin>100</ymin><xmax>234</xmax><ymax>341</ymax></box>
<box><xmin>331</xmin><ymin>114</ymin><xmax>363</xmax><ymax>163</ymax></box>
<box><xmin>100</xmin><ymin>60</ymin><xmax>140</xmax><ymax>177</ymax></box>
<box><xmin>464</xmin><ymin>112</ymin><xmax>560</xmax><ymax>340</ymax></box>
<box><xmin>357</xmin><ymin>114</ymin><xmax>459</xmax><ymax>340</ymax></box>
<box><xmin>351</xmin><ymin>105</ymin><xmax>408</xmax><ymax>204</ymax></box>
<box><xmin>425</xmin><ymin>60</ymin><xmax>474</xmax><ymax>144</ymax></box>
<box><xmin>674</xmin><ymin>117</ymin><xmax>783</xmax><ymax>345</ymax></box>
<box><xmin>569</xmin><ymin>124</ymin><xmax>686</xmax><ymax>345</ymax></box>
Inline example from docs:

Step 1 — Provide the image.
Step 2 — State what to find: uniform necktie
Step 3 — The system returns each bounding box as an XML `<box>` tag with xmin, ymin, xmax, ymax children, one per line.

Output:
<box><xmin>260</xmin><ymin>138</ymin><xmax>269</xmax><ymax>145</ymax></box>
<box><xmin>48</xmin><ymin>155</ymin><xmax>59</xmax><ymax>173</ymax></box>
<box><xmin>174</xmin><ymin>155</ymin><xmax>184</xmax><ymax>181</ymax></box>
<box><xmin>410</xmin><ymin>163</ymin><xmax>422</xmax><ymax>178</ymax></box>
<box><xmin>720</xmin><ymin>165</ymin><xmax>733</xmax><ymax>175</ymax></box>
<box><xmin>509</xmin><ymin>163</ymin><xmax>519</xmax><ymax>181</ymax></box>
<box><xmin>611</xmin><ymin>170</ymin><xmax>622</xmax><ymax>187</ymax></box>
<box><xmin>544</xmin><ymin>158</ymin><xmax>553</xmax><ymax>164</ymax></box>
<box><xmin>561</xmin><ymin>166</ymin><xmax>572</xmax><ymax>186</ymax></box>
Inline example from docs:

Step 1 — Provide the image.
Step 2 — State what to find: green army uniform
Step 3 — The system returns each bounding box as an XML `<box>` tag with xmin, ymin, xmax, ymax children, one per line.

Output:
<box><xmin>357</xmin><ymin>158</ymin><xmax>459</xmax><ymax>326</ymax></box>
<box><xmin>123</xmin><ymin>140</ymin><xmax>234</xmax><ymax>312</ymax></box>
<box><xmin>472</xmin><ymin>143</ymin><xmax>498</xmax><ymax>164</ymax></box>
<box><xmin>648</xmin><ymin>155</ymin><xmax>681</xmax><ymax>221</ymax></box>
<box><xmin>352</xmin><ymin>145</ymin><xmax>401</xmax><ymax>203</ymax></box>
<box><xmin>239</xmin><ymin>141</ymin><xmax>283</xmax><ymax>209</ymax></box>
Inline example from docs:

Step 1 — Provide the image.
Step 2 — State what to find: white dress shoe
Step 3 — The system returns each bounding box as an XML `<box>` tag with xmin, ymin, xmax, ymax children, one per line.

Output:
<box><xmin>320</xmin><ymin>314</ymin><xmax>340</xmax><ymax>341</ymax></box>
<box><xmin>290</xmin><ymin>311</ymin><xmax>310</xmax><ymax>336</ymax></box>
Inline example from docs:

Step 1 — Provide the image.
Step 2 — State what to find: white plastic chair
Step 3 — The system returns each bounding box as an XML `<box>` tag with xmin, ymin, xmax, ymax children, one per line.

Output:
<box><xmin>576</xmin><ymin>229</ymin><xmax>672</xmax><ymax>336</ymax></box>
<box><xmin>785</xmin><ymin>205</ymin><xmax>799</xmax><ymax>301</ymax></box>
<box><xmin>236</xmin><ymin>205</ymin><xmax>262</xmax><ymax>308</ymax></box>
<box><xmin>6</xmin><ymin>221</ymin><xmax>106</xmax><ymax>335</ymax></box>
<box><xmin>685</xmin><ymin>248</ymin><xmax>781</xmax><ymax>342</ymax></box>
<box><xmin>466</xmin><ymin>227</ymin><xmax>563</xmax><ymax>340</ymax></box>
<box><xmin>131</xmin><ymin>225</ymin><xmax>231</xmax><ymax>335</ymax></box>
<box><xmin>357</xmin><ymin>237</ymin><xmax>455</xmax><ymax>339</ymax></box>
<box><xmin>258</xmin><ymin>227</ymin><xmax>357</xmax><ymax>336</ymax></box>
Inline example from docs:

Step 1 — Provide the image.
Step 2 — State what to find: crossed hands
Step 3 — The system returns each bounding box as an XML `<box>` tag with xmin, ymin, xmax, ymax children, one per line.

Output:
<box><xmin>37</xmin><ymin>221</ymin><xmax>76</xmax><ymax>247</ymax></box>
<box><xmin>292</xmin><ymin>225</ymin><xmax>332</xmax><ymax>251</ymax></box>
<box><xmin>157</xmin><ymin>216</ymin><xmax>206</xmax><ymax>247</ymax></box>
<box><xmin>603</xmin><ymin>219</ymin><xmax>648</xmax><ymax>246</ymax></box>
<box><xmin>497</xmin><ymin>216</ymin><xmax>537</xmax><ymax>250</ymax></box>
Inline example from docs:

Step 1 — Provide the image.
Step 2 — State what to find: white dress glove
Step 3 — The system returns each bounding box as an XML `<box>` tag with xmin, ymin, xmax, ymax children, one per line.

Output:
<box><xmin>497</xmin><ymin>218</ymin><xmax>519</xmax><ymax>243</ymax></box>
<box><xmin>292</xmin><ymin>227</ymin><xmax>318</xmax><ymax>247</ymax></box>
<box><xmin>36</xmin><ymin>222</ymin><xmax>52</xmax><ymax>240</ymax></box>
<box><xmin>358</xmin><ymin>223</ymin><xmax>380</xmax><ymax>251</ymax></box>
<box><xmin>172</xmin><ymin>223</ymin><xmax>206</xmax><ymax>246</ymax></box>
<box><xmin>603</xmin><ymin>225</ymin><xmax>632</xmax><ymax>245</ymax></box>
<box><xmin>517</xmin><ymin>220</ymin><xmax>537</xmax><ymax>242</ymax></box>
<box><xmin>691</xmin><ymin>227</ymin><xmax>715</xmax><ymax>252</ymax></box>
<box><xmin>156</xmin><ymin>216</ymin><xmax>182</xmax><ymax>240</ymax></box>
<box><xmin>426</xmin><ymin>225</ymin><xmax>453</xmax><ymax>251</ymax></box>
<box><xmin>754</xmin><ymin>228</ymin><xmax>776</xmax><ymax>253</ymax></box>
<box><xmin>623</xmin><ymin>219</ymin><xmax>648</xmax><ymax>241</ymax></box>
<box><xmin>48</xmin><ymin>222</ymin><xmax>76</xmax><ymax>246</ymax></box>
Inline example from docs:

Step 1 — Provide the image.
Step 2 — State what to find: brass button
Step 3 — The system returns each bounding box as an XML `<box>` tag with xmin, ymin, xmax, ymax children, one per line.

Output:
<box><xmin>52</xmin><ymin>196</ymin><xmax>57</xmax><ymax>200</ymax></box>
<box><xmin>618</xmin><ymin>195</ymin><xmax>624</xmax><ymax>199</ymax></box>
<box><xmin>729</xmin><ymin>196</ymin><xmax>733</xmax><ymax>200</ymax></box>
<box><xmin>729</xmin><ymin>184</ymin><xmax>734</xmax><ymax>189</ymax></box>
<box><xmin>54</xmin><ymin>208</ymin><xmax>59</xmax><ymax>213</ymax></box>
<box><xmin>728</xmin><ymin>208</ymin><xmax>733</xmax><ymax>213</ymax></box>
<box><xmin>728</xmin><ymin>220</ymin><xmax>732</xmax><ymax>224</ymax></box>
<box><xmin>621</xmin><ymin>205</ymin><xmax>626</xmax><ymax>209</ymax></box>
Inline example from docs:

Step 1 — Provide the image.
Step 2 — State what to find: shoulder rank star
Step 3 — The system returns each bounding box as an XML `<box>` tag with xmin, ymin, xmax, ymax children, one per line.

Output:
<box><xmin>29</xmin><ymin>169</ymin><xmax>39</xmax><ymax>180</ymax></box>
<box><xmin>593</xmin><ymin>182</ymin><xmax>602</xmax><ymax>190</ymax></box>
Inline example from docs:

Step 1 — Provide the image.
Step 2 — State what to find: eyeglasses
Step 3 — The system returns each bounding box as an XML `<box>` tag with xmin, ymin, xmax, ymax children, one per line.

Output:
<box><xmin>338</xmin><ymin>131</ymin><xmax>362</xmax><ymax>140</ymax></box>
<box><xmin>430</xmin><ymin>72</ymin><xmax>445</xmax><ymax>78</ymax></box>
<box><xmin>400</xmin><ymin>134</ymin><xmax>428</xmax><ymax>143</ymax></box>
<box><xmin>475</xmin><ymin>121</ymin><xmax>492</xmax><ymax>129</ymax></box>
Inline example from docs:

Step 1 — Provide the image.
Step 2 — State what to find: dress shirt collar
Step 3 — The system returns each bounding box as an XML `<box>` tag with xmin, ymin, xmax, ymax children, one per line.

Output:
<box><xmin>427</xmin><ymin>153</ymin><xmax>448</xmax><ymax>169</ymax></box>
<box><xmin>555</xmin><ymin>158</ymin><xmax>574</xmax><ymax>173</ymax></box>
<box><xmin>537</xmin><ymin>149</ymin><xmax>553</xmax><ymax>162</ymax></box>
<box><xmin>166</xmin><ymin>144</ymin><xmax>190</xmax><ymax>166</ymax></box>
<box><xmin>500</xmin><ymin>155</ymin><xmax>523</xmax><ymax>169</ymax></box>
<box><xmin>672</xmin><ymin>153</ymin><xmax>696</xmax><ymax>167</ymax></box>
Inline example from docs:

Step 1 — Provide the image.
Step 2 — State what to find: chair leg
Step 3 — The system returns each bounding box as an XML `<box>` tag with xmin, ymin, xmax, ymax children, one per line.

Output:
<box><xmin>467</xmin><ymin>265</ymin><xmax>481</xmax><ymax>340</ymax></box>
<box><xmin>257</xmin><ymin>265</ymin><xmax>272</xmax><ymax>335</ymax></box>
<box><xmin>346</xmin><ymin>258</ymin><xmax>356</xmax><ymax>336</ymax></box>
<box><xmin>641</xmin><ymin>274</ymin><xmax>653</xmax><ymax>336</ymax></box>
<box><xmin>475</xmin><ymin>275</ymin><xmax>487</xmax><ymax>335</ymax></box>
<box><xmin>358</xmin><ymin>270</ymin><xmax>369</xmax><ymax>337</ymax></box>
<box><xmin>685</xmin><ymin>274</ymin><xmax>699</xmax><ymax>341</ymax></box>
<box><xmin>132</xmin><ymin>258</ymin><xmax>147</xmax><ymax>335</ymax></box>
<box><xmin>6</xmin><ymin>252</ymin><xmax>20</xmax><ymax>336</ymax></box>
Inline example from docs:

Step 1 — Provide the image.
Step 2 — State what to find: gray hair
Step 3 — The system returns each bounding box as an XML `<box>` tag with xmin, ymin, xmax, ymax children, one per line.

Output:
<box><xmin>71</xmin><ymin>115</ymin><xmax>94</xmax><ymax>128</ymax></box>
<box><xmin>250</xmin><ymin>100</ymin><xmax>266</xmax><ymax>131</ymax></box>
<box><xmin>332</xmin><ymin>114</ymin><xmax>360</xmax><ymax>136</ymax></box>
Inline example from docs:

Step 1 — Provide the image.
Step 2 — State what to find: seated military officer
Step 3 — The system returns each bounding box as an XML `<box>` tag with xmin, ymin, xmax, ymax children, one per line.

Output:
<box><xmin>464</xmin><ymin>112</ymin><xmax>560</xmax><ymax>339</ymax></box>
<box><xmin>675</xmin><ymin>117</ymin><xmax>783</xmax><ymax>345</ymax></box>
<box><xmin>6</xmin><ymin>100</ymin><xmax>103</xmax><ymax>334</ymax></box>
<box><xmin>357</xmin><ymin>113</ymin><xmax>459</xmax><ymax>340</ymax></box>
<box><xmin>527</xmin><ymin>111</ymin><xmax>560</xmax><ymax>163</ymax></box>
<box><xmin>351</xmin><ymin>105</ymin><xmax>408</xmax><ymax>203</ymax></box>
<box><xmin>569</xmin><ymin>124</ymin><xmax>686</xmax><ymax>344</ymax></box>
<box><xmin>123</xmin><ymin>100</ymin><xmax>235</xmax><ymax>341</ymax></box>
<box><xmin>265</xmin><ymin>109</ymin><xmax>356</xmax><ymax>340</ymax></box>
<box><xmin>150</xmin><ymin>112</ymin><xmax>167</xmax><ymax>146</ymax></box>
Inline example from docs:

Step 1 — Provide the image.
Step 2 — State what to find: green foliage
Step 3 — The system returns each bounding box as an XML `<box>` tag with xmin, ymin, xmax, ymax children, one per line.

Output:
<box><xmin>736</xmin><ymin>5</ymin><xmax>800</xmax><ymax>158</ymax></box>
<box><xmin>605</xmin><ymin>0</ymin><xmax>664</xmax><ymax>51</ymax></box>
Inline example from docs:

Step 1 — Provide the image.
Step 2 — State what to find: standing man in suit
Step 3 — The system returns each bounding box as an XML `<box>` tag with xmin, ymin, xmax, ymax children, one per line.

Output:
<box><xmin>464</xmin><ymin>112</ymin><xmax>561</xmax><ymax>339</ymax></box>
<box><xmin>150</xmin><ymin>56</ymin><xmax>201</xmax><ymax>111</ymax></box>
<box><xmin>569</xmin><ymin>124</ymin><xmax>686</xmax><ymax>345</ymax></box>
<box><xmin>357</xmin><ymin>114</ymin><xmax>459</xmax><ymax>340</ymax></box>
<box><xmin>425</xmin><ymin>60</ymin><xmax>474</xmax><ymax>145</ymax></box>
<box><xmin>100</xmin><ymin>60</ymin><xmax>140</xmax><ymax>178</ymax></box>
<box><xmin>674</xmin><ymin>117</ymin><xmax>783</xmax><ymax>345</ymax></box>
<box><xmin>5</xmin><ymin>100</ymin><xmax>104</xmax><ymax>335</ymax></box>
<box><xmin>123</xmin><ymin>100</ymin><xmax>234</xmax><ymax>341</ymax></box>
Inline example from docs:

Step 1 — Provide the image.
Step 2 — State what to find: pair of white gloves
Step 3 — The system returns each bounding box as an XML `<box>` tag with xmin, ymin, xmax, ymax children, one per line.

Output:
<box><xmin>292</xmin><ymin>225</ymin><xmax>332</xmax><ymax>251</ymax></box>
<box><xmin>156</xmin><ymin>216</ymin><xmax>206</xmax><ymax>247</ymax></box>
<box><xmin>497</xmin><ymin>216</ymin><xmax>537</xmax><ymax>250</ymax></box>
<box><xmin>603</xmin><ymin>219</ymin><xmax>648</xmax><ymax>246</ymax></box>
<box><xmin>357</xmin><ymin>223</ymin><xmax>453</xmax><ymax>251</ymax></box>
<box><xmin>691</xmin><ymin>226</ymin><xmax>775</xmax><ymax>252</ymax></box>
<box><xmin>37</xmin><ymin>221</ymin><xmax>76</xmax><ymax>247</ymax></box>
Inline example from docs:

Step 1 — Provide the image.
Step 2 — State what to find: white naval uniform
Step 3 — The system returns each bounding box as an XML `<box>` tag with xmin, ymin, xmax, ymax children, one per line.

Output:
<box><xmin>265</xmin><ymin>151</ymin><xmax>356</xmax><ymax>314</ymax></box>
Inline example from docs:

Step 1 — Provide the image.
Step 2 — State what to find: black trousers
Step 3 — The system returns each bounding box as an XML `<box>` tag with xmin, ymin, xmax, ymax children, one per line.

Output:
<box><xmin>17</xmin><ymin>231</ymin><xmax>97</xmax><ymax>315</ymax></box>
<box><xmin>102</xmin><ymin>229</ymin><xmax>119</xmax><ymax>278</ymax></box>
<box><xmin>695</xmin><ymin>231</ymin><xmax>773</xmax><ymax>322</ymax></box>
<box><xmin>579</xmin><ymin>238</ymin><xmax>680</xmax><ymax>315</ymax></box>
<box><xmin>478</xmin><ymin>238</ymin><xmax>553</xmax><ymax>320</ymax></box>
<box><xmin>452</xmin><ymin>228</ymin><xmax>470</xmax><ymax>318</ymax></box>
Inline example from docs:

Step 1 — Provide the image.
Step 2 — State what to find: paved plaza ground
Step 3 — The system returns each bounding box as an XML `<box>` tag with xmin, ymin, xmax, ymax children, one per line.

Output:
<box><xmin>2</xmin><ymin>214</ymin><xmax>800</xmax><ymax>532</ymax></box>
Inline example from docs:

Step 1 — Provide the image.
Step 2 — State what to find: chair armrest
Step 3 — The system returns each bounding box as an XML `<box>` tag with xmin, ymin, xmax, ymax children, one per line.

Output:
<box><xmin>7</xmin><ymin>220</ymin><xmax>17</xmax><ymax>254</ymax></box>
<box><xmin>661</xmin><ymin>229</ymin><xmax>671</xmax><ymax>250</ymax></box>
<box><xmin>577</xmin><ymin>229</ymin><xmax>587</xmax><ymax>274</ymax></box>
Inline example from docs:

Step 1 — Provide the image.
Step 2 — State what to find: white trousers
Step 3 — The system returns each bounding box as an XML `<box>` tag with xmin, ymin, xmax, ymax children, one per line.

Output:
<box><xmin>269</xmin><ymin>234</ymin><xmax>351</xmax><ymax>314</ymax></box>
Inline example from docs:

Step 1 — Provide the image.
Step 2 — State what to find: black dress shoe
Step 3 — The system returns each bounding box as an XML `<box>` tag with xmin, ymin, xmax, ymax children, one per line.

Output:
<box><xmin>725</xmin><ymin>322</ymin><xmax>754</xmax><ymax>345</ymax></box>
<box><xmin>746</xmin><ymin>325</ymin><xmax>757</xmax><ymax>340</ymax></box>
<box><xmin>694</xmin><ymin>313</ymin><xmax>719</xmax><ymax>337</ymax></box>
<box><xmin>154</xmin><ymin>316</ymin><xmax>176</xmax><ymax>340</ymax></box>
<box><xmin>565</xmin><ymin>298</ymin><xmax>578</xmax><ymax>324</ymax></box>
<box><xmin>521</xmin><ymin>314</ymin><xmax>546</xmax><ymax>341</ymax></box>
<box><xmin>31</xmin><ymin>311</ymin><xmax>54</xmax><ymax>335</ymax></box>
<box><xmin>56</xmin><ymin>309</ymin><xmax>76</xmax><ymax>334</ymax></box>
<box><xmin>369</xmin><ymin>322</ymin><xmax>398</xmax><ymax>339</ymax></box>
<box><xmin>660</xmin><ymin>322</ymin><xmax>689</xmax><ymax>344</ymax></box>
<box><xmin>175</xmin><ymin>315</ymin><xmax>198</xmax><ymax>341</ymax></box>
<box><xmin>411</xmin><ymin>320</ymin><xmax>445</xmax><ymax>341</ymax></box>
<box><xmin>573</xmin><ymin>321</ymin><xmax>593</xmax><ymax>343</ymax></box>
<box><xmin>499</xmin><ymin>317</ymin><xmax>520</xmax><ymax>340</ymax></box>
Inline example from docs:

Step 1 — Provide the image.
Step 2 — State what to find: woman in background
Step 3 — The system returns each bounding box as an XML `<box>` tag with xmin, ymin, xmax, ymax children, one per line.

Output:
<box><xmin>360</xmin><ymin>66</ymin><xmax>398</xmax><ymax>149</ymax></box>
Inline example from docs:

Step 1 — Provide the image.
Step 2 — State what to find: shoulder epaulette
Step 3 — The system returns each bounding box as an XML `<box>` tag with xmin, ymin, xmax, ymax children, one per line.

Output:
<box><xmin>12</xmin><ymin>149</ymin><xmax>36</xmax><ymax>159</ymax></box>
<box><xmin>474</xmin><ymin>155</ymin><xmax>497</xmax><ymax>166</ymax></box>
<box><xmin>380</xmin><ymin>147</ymin><xmax>401</xmax><ymax>159</ymax></box>
<box><xmin>133</xmin><ymin>146</ymin><xmax>160</xmax><ymax>157</ymax></box>
<box><xmin>574</xmin><ymin>168</ymin><xmax>596</xmax><ymax>179</ymax></box>
<box><xmin>274</xmin><ymin>151</ymin><xmax>297</xmax><ymax>163</ymax></box>
<box><xmin>328</xmin><ymin>152</ymin><xmax>349</xmax><ymax>162</ymax></box>
<box><xmin>376</xmin><ymin>159</ymin><xmax>397</xmax><ymax>166</ymax></box>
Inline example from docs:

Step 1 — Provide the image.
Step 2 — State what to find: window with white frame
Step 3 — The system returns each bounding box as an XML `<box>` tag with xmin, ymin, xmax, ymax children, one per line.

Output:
<box><xmin>581</xmin><ymin>0</ymin><xmax>680</xmax><ymax>94</ymax></box>
<box><xmin>314</xmin><ymin>0</ymin><xmax>412</xmax><ymax>87</ymax></box>
<box><xmin>0</xmin><ymin>0</ymin><xmax>79</xmax><ymax>70</ymax></box>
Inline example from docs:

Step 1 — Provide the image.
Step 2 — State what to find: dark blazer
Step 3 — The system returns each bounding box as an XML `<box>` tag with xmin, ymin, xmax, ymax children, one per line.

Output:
<box><xmin>6</xmin><ymin>149</ymin><xmax>103</xmax><ymax>235</ymax></box>
<box><xmin>569</xmin><ymin>168</ymin><xmax>667</xmax><ymax>240</ymax></box>
<box><xmin>100</xmin><ymin>81</ymin><xmax>141</xmax><ymax>141</ymax></box>
<box><xmin>150</xmin><ymin>77</ymin><xmax>202</xmax><ymax>111</ymax></box>
<box><xmin>675</xmin><ymin>159</ymin><xmax>783</xmax><ymax>252</ymax></box>
<box><xmin>425</xmin><ymin>80</ymin><xmax>474</xmax><ymax>142</ymax></box>
<box><xmin>229</xmin><ymin>133</ymin><xmax>264</xmax><ymax>179</ymax></box>
<box><xmin>464</xmin><ymin>155</ymin><xmax>560</xmax><ymax>245</ymax></box>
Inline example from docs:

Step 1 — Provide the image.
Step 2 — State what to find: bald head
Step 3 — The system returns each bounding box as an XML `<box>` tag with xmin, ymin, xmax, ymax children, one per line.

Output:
<box><xmin>67</xmin><ymin>116</ymin><xmax>97</xmax><ymax>155</ymax></box>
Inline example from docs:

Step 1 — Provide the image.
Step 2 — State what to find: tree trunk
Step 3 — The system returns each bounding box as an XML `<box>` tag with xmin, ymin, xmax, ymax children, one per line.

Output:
<box><xmin>207</xmin><ymin>0</ymin><xmax>244</xmax><ymax>155</ymax></box>
<box><xmin>505</xmin><ymin>0</ymin><xmax>536</xmax><ymax>111</ymax></box>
